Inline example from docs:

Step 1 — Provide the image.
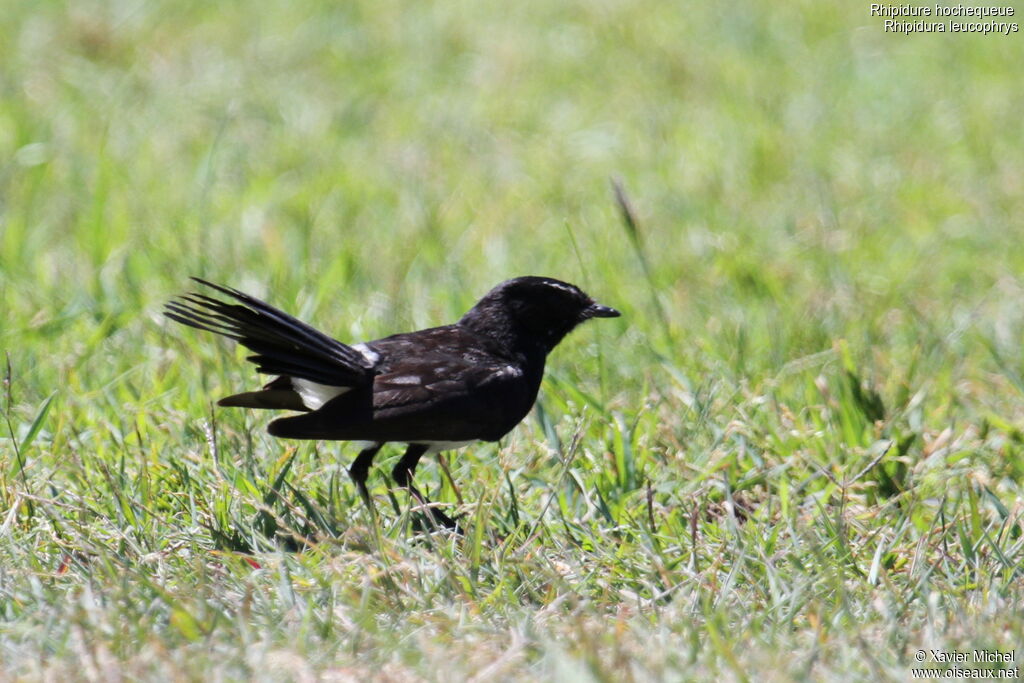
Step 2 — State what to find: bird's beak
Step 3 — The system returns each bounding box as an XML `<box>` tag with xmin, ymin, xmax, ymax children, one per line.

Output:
<box><xmin>586</xmin><ymin>302</ymin><xmax>621</xmax><ymax>319</ymax></box>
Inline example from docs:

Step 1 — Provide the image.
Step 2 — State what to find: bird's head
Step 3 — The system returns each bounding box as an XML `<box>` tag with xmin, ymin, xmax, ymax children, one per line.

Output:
<box><xmin>460</xmin><ymin>276</ymin><xmax>620</xmax><ymax>353</ymax></box>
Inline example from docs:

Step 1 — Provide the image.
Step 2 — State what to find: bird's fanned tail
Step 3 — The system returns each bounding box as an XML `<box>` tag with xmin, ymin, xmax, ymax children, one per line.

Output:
<box><xmin>164</xmin><ymin>278</ymin><xmax>374</xmax><ymax>388</ymax></box>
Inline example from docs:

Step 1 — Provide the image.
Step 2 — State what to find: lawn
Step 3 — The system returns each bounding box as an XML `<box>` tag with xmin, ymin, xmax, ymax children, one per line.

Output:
<box><xmin>2</xmin><ymin>0</ymin><xmax>1024</xmax><ymax>680</ymax></box>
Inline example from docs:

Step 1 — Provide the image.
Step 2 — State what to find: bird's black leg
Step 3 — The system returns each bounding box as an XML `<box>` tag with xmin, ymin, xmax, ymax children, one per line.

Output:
<box><xmin>392</xmin><ymin>444</ymin><xmax>459</xmax><ymax>531</ymax></box>
<box><xmin>348</xmin><ymin>442</ymin><xmax>383</xmax><ymax>511</ymax></box>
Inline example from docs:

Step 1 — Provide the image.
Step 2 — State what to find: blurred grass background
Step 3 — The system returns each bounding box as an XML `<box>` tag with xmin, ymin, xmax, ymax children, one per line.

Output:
<box><xmin>2</xmin><ymin>0</ymin><xmax>1024</xmax><ymax>679</ymax></box>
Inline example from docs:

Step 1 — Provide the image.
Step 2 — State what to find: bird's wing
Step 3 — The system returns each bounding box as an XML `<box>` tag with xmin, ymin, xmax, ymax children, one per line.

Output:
<box><xmin>164</xmin><ymin>278</ymin><xmax>375</xmax><ymax>387</ymax></box>
<box><xmin>373</xmin><ymin>356</ymin><xmax>525</xmax><ymax>417</ymax></box>
<box><xmin>268</xmin><ymin>355</ymin><xmax>535</xmax><ymax>442</ymax></box>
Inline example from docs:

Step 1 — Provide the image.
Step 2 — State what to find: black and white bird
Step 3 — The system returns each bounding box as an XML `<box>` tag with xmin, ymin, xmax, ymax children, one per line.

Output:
<box><xmin>165</xmin><ymin>276</ymin><xmax>620</xmax><ymax>529</ymax></box>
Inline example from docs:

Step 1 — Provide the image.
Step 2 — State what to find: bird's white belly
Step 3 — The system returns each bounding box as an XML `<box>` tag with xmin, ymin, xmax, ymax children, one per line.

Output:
<box><xmin>292</xmin><ymin>378</ymin><xmax>350</xmax><ymax>410</ymax></box>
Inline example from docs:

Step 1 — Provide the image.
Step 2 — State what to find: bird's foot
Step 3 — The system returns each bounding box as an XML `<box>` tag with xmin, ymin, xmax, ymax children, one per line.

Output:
<box><xmin>411</xmin><ymin>506</ymin><xmax>463</xmax><ymax>535</ymax></box>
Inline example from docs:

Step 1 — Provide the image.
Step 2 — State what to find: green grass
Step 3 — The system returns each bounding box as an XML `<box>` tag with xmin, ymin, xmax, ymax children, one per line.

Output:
<box><xmin>3</xmin><ymin>0</ymin><xmax>1024</xmax><ymax>679</ymax></box>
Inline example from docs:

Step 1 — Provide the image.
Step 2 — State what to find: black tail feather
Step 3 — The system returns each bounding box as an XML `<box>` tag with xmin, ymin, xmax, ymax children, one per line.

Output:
<box><xmin>164</xmin><ymin>278</ymin><xmax>374</xmax><ymax>387</ymax></box>
<box><xmin>218</xmin><ymin>389</ymin><xmax>309</xmax><ymax>411</ymax></box>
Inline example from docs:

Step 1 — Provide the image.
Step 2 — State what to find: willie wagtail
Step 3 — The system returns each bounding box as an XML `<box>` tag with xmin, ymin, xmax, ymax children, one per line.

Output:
<box><xmin>165</xmin><ymin>276</ymin><xmax>620</xmax><ymax>529</ymax></box>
